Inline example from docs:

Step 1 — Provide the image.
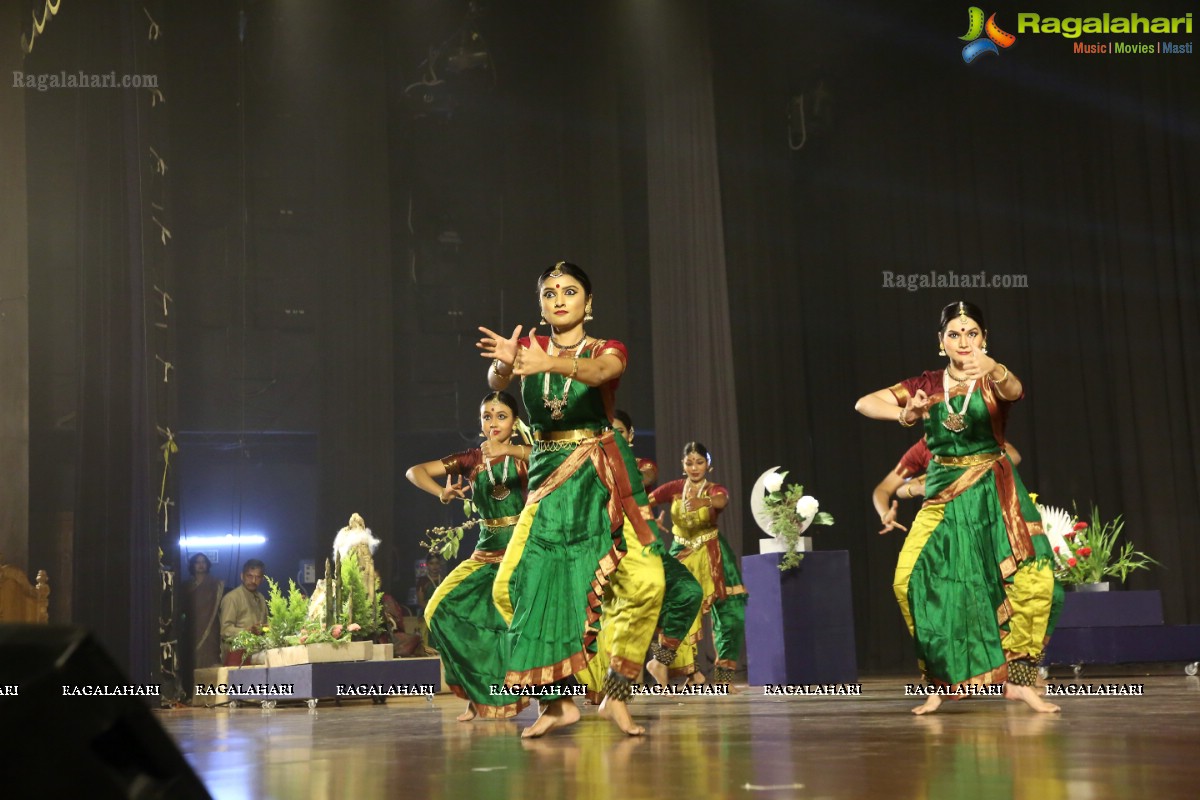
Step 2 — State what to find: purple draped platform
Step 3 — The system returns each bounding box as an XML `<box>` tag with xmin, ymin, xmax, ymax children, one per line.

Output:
<box><xmin>744</xmin><ymin>551</ymin><xmax>858</xmax><ymax>686</ymax></box>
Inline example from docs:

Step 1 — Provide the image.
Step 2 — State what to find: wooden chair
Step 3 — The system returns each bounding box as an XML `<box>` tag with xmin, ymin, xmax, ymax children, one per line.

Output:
<box><xmin>0</xmin><ymin>553</ymin><xmax>50</xmax><ymax>624</ymax></box>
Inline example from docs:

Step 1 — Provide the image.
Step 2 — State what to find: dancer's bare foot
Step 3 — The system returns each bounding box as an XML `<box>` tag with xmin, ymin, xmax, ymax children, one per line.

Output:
<box><xmin>521</xmin><ymin>698</ymin><xmax>581</xmax><ymax>738</ymax></box>
<box><xmin>456</xmin><ymin>702</ymin><xmax>477</xmax><ymax>722</ymax></box>
<box><xmin>686</xmin><ymin>671</ymin><xmax>706</xmax><ymax>686</ymax></box>
<box><xmin>598</xmin><ymin>696</ymin><xmax>646</xmax><ymax>736</ymax></box>
<box><xmin>1005</xmin><ymin>683</ymin><xmax>1061</xmax><ymax>713</ymax></box>
<box><xmin>912</xmin><ymin>694</ymin><xmax>943</xmax><ymax>715</ymax></box>
<box><xmin>645</xmin><ymin>658</ymin><xmax>669</xmax><ymax>686</ymax></box>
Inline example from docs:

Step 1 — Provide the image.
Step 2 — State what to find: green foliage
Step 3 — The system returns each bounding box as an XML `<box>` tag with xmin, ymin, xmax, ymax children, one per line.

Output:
<box><xmin>226</xmin><ymin>577</ymin><xmax>309</xmax><ymax>659</ymax></box>
<box><xmin>226</xmin><ymin>552</ymin><xmax>390</xmax><ymax>661</ymax></box>
<box><xmin>422</xmin><ymin>521</ymin><xmax>477</xmax><ymax>561</ymax></box>
<box><xmin>1055</xmin><ymin>505</ymin><xmax>1158</xmax><ymax>586</ymax></box>
<box><xmin>421</xmin><ymin>505</ymin><xmax>481</xmax><ymax>562</ymax></box>
<box><xmin>762</xmin><ymin>477</ymin><xmax>835</xmax><ymax>572</ymax></box>
<box><xmin>340</xmin><ymin>550</ymin><xmax>384</xmax><ymax>638</ymax></box>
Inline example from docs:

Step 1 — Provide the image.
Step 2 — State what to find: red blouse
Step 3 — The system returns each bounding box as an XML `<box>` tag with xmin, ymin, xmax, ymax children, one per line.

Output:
<box><xmin>649</xmin><ymin>479</ymin><xmax>729</xmax><ymax>523</ymax></box>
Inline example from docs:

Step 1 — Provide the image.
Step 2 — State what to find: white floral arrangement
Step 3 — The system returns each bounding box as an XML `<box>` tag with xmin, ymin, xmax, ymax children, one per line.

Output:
<box><xmin>753</xmin><ymin>468</ymin><xmax>834</xmax><ymax>570</ymax></box>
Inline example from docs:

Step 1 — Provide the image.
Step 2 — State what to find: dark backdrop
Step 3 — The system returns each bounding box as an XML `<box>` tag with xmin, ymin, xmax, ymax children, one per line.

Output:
<box><xmin>22</xmin><ymin>0</ymin><xmax>1198</xmax><ymax>677</ymax></box>
<box><xmin>711</xmin><ymin>0</ymin><xmax>1199</xmax><ymax>669</ymax></box>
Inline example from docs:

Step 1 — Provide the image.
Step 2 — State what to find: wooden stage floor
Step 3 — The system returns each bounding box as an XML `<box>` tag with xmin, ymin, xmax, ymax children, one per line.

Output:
<box><xmin>158</xmin><ymin>673</ymin><xmax>1200</xmax><ymax>799</ymax></box>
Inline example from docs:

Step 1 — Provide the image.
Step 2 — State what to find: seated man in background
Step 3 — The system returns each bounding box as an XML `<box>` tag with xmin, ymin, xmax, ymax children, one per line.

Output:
<box><xmin>219</xmin><ymin>558</ymin><xmax>268</xmax><ymax>665</ymax></box>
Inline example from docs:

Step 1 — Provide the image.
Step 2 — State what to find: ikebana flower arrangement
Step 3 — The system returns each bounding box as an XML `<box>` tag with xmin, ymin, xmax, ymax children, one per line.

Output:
<box><xmin>1037</xmin><ymin>502</ymin><xmax>1157</xmax><ymax>589</ymax></box>
<box><xmin>227</xmin><ymin>553</ymin><xmax>384</xmax><ymax>662</ymax></box>
<box><xmin>753</xmin><ymin>467</ymin><xmax>835</xmax><ymax>571</ymax></box>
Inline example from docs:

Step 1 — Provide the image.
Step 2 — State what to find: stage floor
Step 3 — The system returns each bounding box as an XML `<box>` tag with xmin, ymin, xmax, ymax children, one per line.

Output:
<box><xmin>158</xmin><ymin>673</ymin><xmax>1200</xmax><ymax>799</ymax></box>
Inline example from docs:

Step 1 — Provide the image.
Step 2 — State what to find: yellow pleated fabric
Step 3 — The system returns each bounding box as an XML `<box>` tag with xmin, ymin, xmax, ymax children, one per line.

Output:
<box><xmin>893</xmin><ymin>503</ymin><xmax>946</xmax><ymax>636</ymax></box>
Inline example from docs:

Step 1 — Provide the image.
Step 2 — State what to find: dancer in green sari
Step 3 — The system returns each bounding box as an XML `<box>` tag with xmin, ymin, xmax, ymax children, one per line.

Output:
<box><xmin>407</xmin><ymin>391</ymin><xmax>530</xmax><ymax>721</ymax></box>
<box><xmin>856</xmin><ymin>301</ymin><xmax>1061</xmax><ymax>714</ymax></box>
<box><xmin>478</xmin><ymin>262</ymin><xmax>665</xmax><ymax>738</ymax></box>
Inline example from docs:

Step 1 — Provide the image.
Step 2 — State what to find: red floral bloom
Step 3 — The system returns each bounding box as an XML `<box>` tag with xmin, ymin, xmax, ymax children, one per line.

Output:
<box><xmin>1064</xmin><ymin>532</ymin><xmax>1077</xmax><ymax>540</ymax></box>
<box><xmin>1067</xmin><ymin>557</ymin><xmax>1077</xmax><ymax>567</ymax></box>
<box><xmin>1078</xmin><ymin>546</ymin><xmax>1093</xmax><ymax>558</ymax></box>
<box><xmin>1053</xmin><ymin>546</ymin><xmax>1060</xmax><ymax>554</ymax></box>
<box><xmin>331</xmin><ymin>624</ymin><xmax>344</xmax><ymax>638</ymax></box>
<box><xmin>1073</xmin><ymin>522</ymin><xmax>1089</xmax><ymax>531</ymax></box>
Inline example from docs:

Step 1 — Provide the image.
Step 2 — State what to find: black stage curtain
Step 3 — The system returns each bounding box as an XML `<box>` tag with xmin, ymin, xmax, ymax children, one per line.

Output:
<box><xmin>25</xmin><ymin>1</ymin><xmax>158</xmax><ymax>679</ymax></box>
<box><xmin>710</xmin><ymin>1</ymin><xmax>1199</xmax><ymax>671</ymax></box>
<box><xmin>638</xmin><ymin>0</ymin><xmax>745</xmax><ymax>554</ymax></box>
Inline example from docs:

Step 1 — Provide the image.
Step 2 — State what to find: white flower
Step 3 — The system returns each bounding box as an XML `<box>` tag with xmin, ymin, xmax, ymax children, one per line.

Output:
<box><xmin>763</xmin><ymin>471</ymin><xmax>785</xmax><ymax>494</ymax></box>
<box><xmin>1037</xmin><ymin>504</ymin><xmax>1073</xmax><ymax>563</ymax></box>
<box><xmin>795</xmin><ymin>495</ymin><xmax>819</xmax><ymax>521</ymax></box>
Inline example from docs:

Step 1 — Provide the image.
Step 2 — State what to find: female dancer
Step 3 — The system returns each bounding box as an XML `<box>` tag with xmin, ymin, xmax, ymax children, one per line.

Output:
<box><xmin>612</xmin><ymin>410</ymin><xmax>705</xmax><ymax>687</ymax></box>
<box><xmin>855</xmin><ymin>301</ymin><xmax>1060</xmax><ymax>714</ymax></box>
<box><xmin>477</xmin><ymin>263</ymin><xmax>665</xmax><ymax>738</ymax></box>
<box><xmin>406</xmin><ymin>391</ymin><xmax>531</xmax><ymax>721</ymax></box>
<box><xmin>648</xmin><ymin>443</ymin><xmax>747</xmax><ymax>685</ymax></box>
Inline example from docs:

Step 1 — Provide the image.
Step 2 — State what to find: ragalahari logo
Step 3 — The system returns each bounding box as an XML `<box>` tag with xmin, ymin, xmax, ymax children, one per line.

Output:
<box><xmin>960</xmin><ymin>8</ymin><xmax>1017</xmax><ymax>62</ymax></box>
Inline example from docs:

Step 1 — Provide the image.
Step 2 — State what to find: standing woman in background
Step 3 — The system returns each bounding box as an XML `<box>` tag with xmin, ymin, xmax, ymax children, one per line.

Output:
<box><xmin>406</xmin><ymin>391</ymin><xmax>530</xmax><ymax>721</ymax></box>
<box><xmin>477</xmin><ymin>262</ymin><xmax>665</xmax><ymax>737</ymax></box>
<box><xmin>855</xmin><ymin>301</ymin><xmax>1060</xmax><ymax>714</ymax></box>
<box><xmin>648</xmin><ymin>442</ymin><xmax>747</xmax><ymax>685</ymax></box>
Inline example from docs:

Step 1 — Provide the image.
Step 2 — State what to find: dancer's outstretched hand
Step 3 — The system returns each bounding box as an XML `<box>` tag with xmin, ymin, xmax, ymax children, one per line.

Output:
<box><xmin>511</xmin><ymin>328</ymin><xmax>555</xmax><ymax>377</ymax></box>
<box><xmin>477</xmin><ymin>324</ymin><xmax>523</xmax><ymax>369</ymax></box>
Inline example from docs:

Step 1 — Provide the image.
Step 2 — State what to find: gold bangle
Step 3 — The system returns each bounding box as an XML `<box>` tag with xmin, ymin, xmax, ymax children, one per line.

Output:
<box><xmin>992</xmin><ymin>364</ymin><xmax>1010</xmax><ymax>383</ymax></box>
<box><xmin>569</xmin><ymin>355</ymin><xmax>579</xmax><ymax>379</ymax></box>
<box><xmin>492</xmin><ymin>358</ymin><xmax>512</xmax><ymax>377</ymax></box>
<box><xmin>898</xmin><ymin>410</ymin><xmax>916</xmax><ymax>428</ymax></box>
<box><xmin>901</xmin><ymin>484</ymin><xmax>910</xmax><ymax>499</ymax></box>
<box><xmin>439</xmin><ymin>495</ymin><xmax>451</xmax><ymax>505</ymax></box>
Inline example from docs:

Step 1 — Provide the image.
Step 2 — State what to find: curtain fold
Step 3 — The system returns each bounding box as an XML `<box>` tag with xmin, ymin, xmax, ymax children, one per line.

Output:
<box><xmin>640</xmin><ymin>0</ymin><xmax>744</xmax><ymax>555</ymax></box>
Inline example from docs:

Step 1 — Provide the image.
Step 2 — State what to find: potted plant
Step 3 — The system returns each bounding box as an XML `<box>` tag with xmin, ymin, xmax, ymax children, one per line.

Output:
<box><xmin>227</xmin><ymin>554</ymin><xmax>385</xmax><ymax>666</ymax></box>
<box><xmin>1038</xmin><ymin>503</ymin><xmax>1157</xmax><ymax>591</ymax></box>
<box><xmin>751</xmin><ymin>467</ymin><xmax>835</xmax><ymax>571</ymax></box>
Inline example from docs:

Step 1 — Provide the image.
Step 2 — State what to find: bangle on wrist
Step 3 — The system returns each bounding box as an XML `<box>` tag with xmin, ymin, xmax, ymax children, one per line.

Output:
<box><xmin>992</xmin><ymin>363</ymin><xmax>1010</xmax><ymax>383</ymax></box>
<box><xmin>569</xmin><ymin>355</ymin><xmax>579</xmax><ymax>379</ymax></box>
<box><xmin>492</xmin><ymin>358</ymin><xmax>511</xmax><ymax>377</ymax></box>
<box><xmin>898</xmin><ymin>409</ymin><xmax>916</xmax><ymax>427</ymax></box>
<box><xmin>439</xmin><ymin>494</ymin><xmax>451</xmax><ymax>505</ymax></box>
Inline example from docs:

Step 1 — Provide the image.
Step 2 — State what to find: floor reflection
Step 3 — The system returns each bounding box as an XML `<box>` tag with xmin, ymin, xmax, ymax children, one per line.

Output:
<box><xmin>158</xmin><ymin>677</ymin><xmax>1200</xmax><ymax>800</ymax></box>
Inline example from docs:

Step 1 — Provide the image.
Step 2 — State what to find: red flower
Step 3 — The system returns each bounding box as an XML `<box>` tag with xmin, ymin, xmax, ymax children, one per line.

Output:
<box><xmin>1053</xmin><ymin>546</ymin><xmax>1060</xmax><ymax>554</ymax></box>
<box><xmin>1064</xmin><ymin>532</ymin><xmax>1077</xmax><ymax>540</ymax></box>
<box><xmin>1067</xmin><ymin>557</ymin><xmax>1077</xmax><ymax>567</ymax></box>
<box><xmin>331</xmin><ymin>624</ymin><xmax>344</xmax><ymax>638</ymax></box>
<box><xmin>1078</xmin><ymin>547</ymin><xmax>1092</xmax><ymax>558</ymax></box>
<box><xmin>1073</xmin><ymin>522</ymin><xmax>1089</xmax><ymax>531</ymax></box>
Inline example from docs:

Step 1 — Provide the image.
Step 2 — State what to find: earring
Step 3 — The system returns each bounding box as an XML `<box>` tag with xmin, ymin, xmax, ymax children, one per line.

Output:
<box><xmin>541</xmin><ymin>315</ymin><xmax>549</xmax><ymax>325</ymax></box>
<box><xmin>584</xmin><ymin>302</ymin><xmax>594</xmax><ymax>322</ymax></box>
<box><xmin>938</xmin><ymin>344</ymin><xmax>946</xmax><ymax>356</ymax></box>
<box><xmin>982</xmin><ymin>342</ymin><xmax>988</xmax><ymax>354</ymax></box>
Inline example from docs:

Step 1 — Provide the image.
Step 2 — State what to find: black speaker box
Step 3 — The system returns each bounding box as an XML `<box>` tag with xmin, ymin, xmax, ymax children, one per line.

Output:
<box><xmin>0</xmin><ymin>624</ymin><xmax>211</xmax><ymax>799</ymax></box>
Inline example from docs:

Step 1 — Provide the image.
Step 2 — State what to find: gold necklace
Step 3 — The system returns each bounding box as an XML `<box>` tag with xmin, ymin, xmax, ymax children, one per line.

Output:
<box><xmin>542</xmin><ymin>336</ymin><xmax>587</xmax><ymax>420</ymax></box>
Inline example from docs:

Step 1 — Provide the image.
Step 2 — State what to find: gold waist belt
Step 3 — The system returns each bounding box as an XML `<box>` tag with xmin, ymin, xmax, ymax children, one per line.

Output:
<box><xmin>532</xmin><ymin>428</ymin><xmax>600</xmax><ymax>452</ymax></box>
<box><xmin>673</xmin><ymin>529</ymin><xmax>719</xmax><ymax>550</ymax></box>
<box><xmin>533</xmin><ymin>428</ymin><xmax>600</xmax><ymax>441</ymax></box>
<box><xmin>933</xmin><ymin>452</ymin><xmax>1003</xmax><ymax>467</ymax></box>
<box><xmin>481</xmin><ymin>515</ymin><xmax>521</xmax><ymax>529</ymax></box>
